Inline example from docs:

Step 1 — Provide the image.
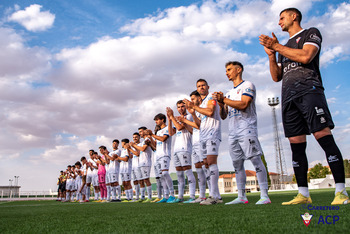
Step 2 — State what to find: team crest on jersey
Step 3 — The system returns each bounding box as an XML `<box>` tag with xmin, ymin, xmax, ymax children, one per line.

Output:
<box><xmin>296</xmin><ymin>37</ymin><xmax>301</xmax><ymax>44</ymax></box>
<box><xmin>301</xmin><ymin>213</ymin><xmax>313</xmax><ymax>227</ymax></box>
<box><xmin>237</xmin><ymin>89</ymin><xmax>241</xmax><ymax>94</ymax></box>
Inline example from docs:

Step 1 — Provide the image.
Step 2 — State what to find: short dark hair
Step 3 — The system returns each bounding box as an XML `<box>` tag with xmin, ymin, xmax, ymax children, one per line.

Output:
<box><xmin>112</xmin><ymin>139</ymin><xmax>119</xmax><ymax>144</ymax></box>
<box><xmin>280</xmin><ymin>8</ymin><xmax>302</xmax><ymax>23</ymax></box>
<box><xmin>196</xmin><ymin>79</ymin><xmax>208</xmax><ymax>85</ymax></box>
<box><xmin>75</xmin><ymin>161</ymin><xmax>82</xmax><ymax>167</ymax></box>
<box><xmin>176</xmin><ymin>100</ymin><xmax>185</xmax><ymax>105</ymax></box>
<box><xmin>138</xmin><ymin>126</ymin><xmax>147</xmax><ymax>131</ymax></box>
<box><xmin>225</xmin><ymin>61</ymin><xmax>244</xmax><ymax>72</ymax></box>
<box><xmin>99</xmin><ymin>145</ymin><xmax>106</xmax><ymax>150</ymax></box>
<box><xmin>89</xmin><ymin>149</ymin><xmax>94</xmax><ymax>152</ymax></box>
<box><xmin>121</xmin><ymin>138</ymin><xmax>129</xmax><ymax>143</ymax></box>
<box><xmin>80</xmin><ymin>156</ymin><xmax>86</xmax><ymax>161</ymax></box>
<box><xmin>190</xmin><ymin>90</ymin><xmax>200</xmax><ymax>97</ymax></box>
<box><xmin>93</xmin><ymin>152</ymin><xmax>98</xmax><ymax>155</ymax></box>
<box><xmin>154</xmin><ymin>113</ymin><xmax>166</xmax><ymax>122</ymax></box>
<box><xmin>133</xmin><ymin>132</ymin><xmax>140</xmax><ymax>136</ymax></box>
<box><xmin>67</xmin><ymin>165</ymin><xmax>71</xmax><ymax>167</ymax></box>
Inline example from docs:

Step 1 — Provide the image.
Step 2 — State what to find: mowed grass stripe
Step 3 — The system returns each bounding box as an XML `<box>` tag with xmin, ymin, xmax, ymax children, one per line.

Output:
<box><xmin>0</xmin><ymin>189</ymin><xmax>349</xmax><ymax>233</ymax></box>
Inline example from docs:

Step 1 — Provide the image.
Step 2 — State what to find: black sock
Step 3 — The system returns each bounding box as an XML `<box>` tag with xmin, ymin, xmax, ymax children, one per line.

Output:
<box><xmin>291</xmin><ymin>142</ymin><xmax>308</xmax><ymax>187</ymax></box>
<box><xmin>317</xmin><ymin>135</ymin><xmax>345</xmax><ymax>183</ymax></box>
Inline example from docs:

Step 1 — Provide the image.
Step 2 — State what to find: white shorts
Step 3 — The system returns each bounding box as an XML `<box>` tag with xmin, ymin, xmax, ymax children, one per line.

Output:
<box><xmin>191</xmin><ymin>143</ymin><xmax>202</xmax><ymax>164</ymax></box>
<box><xmin>108</xmin><ymin>172</ymin><xmax>119</xmax><ymax>184</ymax></box>
<box><xmin>140</xmin><ymin>166</ymin><xmax>151</xmax><ymax>180</ymax></box>
<box><xmin>200</xmin><ymin>139</ymin><xmax>220</xmax><ymax>158</ymax></box>
<box><xmin>174</xmin><ymin>151</ymin><xmax>192</xmax><ymax>167</ymax></box>
<box><xmin>92</xmin><ymin>174</ymin><xmax>99</xmax><ymax>187</ymax></box>
<box><xmin>154</xmin><ymin>163</ymin><xmax>161</xmax><ymax>178</ymax></box>
<box><xmin>105</xmin><ymin>172</ymin><xmax>111</xmax><ymax>184</ymax></box>
<box><xmin>156</xmin><ymin>156</ymin><xmax>170</xmax><ymax>171</ymax></box>
<box><xmin>121</xmin><ymin>173</ymin><xmax>131</xmax><ymax>182</ymax></box>
<box><xmin>132</xmin><ymin>168</ymin><xmax>142</xmax><ymax>181</ymax></box>
<box><xmin>228</xmin><ymin>135</ymin><xmax>262</xmax><ymax>161</ymax></box>
<box><xmin>86</xmin><ymin>173</ymin><xmax>93</xmax><ymax>184</ymax></box>
<box><xmin>66</xmin><ymin>180</ymin><xmax>73</xmax><ymax>190</ymax></box>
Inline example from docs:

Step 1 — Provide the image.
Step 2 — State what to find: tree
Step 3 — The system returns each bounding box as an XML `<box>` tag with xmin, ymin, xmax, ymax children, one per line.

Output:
<box><xmin>261</xmin><ymin>153</ymin><xmax>271</xmax><ymax>186</ymax></box>
<box><xmin>308</xmin><ymin>163</ymin><xmax>331</xmax><ymax>179</ymax></box>
<box><xmin>344</xmin><ymin>159</ymin><xmax>350</xmax><ymax>178</ymax></box>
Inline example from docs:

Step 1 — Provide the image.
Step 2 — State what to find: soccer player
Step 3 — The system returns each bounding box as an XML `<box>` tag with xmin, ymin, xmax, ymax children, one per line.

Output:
<box><xmin>74</xmin><ymin>161</ymin><xmax>84</xmax><ymax>202</ymax></box>
<box><xmin>127</xmin><ymin>132</ymin><xmax>142</xmax><ymax>201</ymax></box>
<box><xmin>86</xmin><ymin>150</ymin><xmax>100</xmax><ymax>202</ymax></box>
<box><xmin>151</xmin><ymin>113</ymin><xmax>175</xmax><ymax>203</ymax></box>
<box><xmin>166</xmin><ymin>101</ymin><xmax>196</xmax><ymax>203</ymax></box>
<box><xmin>119</xmin><ymin>138</ymin><xmax>133</xmax><ymax>202</ymax></box>
<box><xmin>184</xmin><ymin>79</ymin><xmax>222</xmax><ymax>205</ymax></box>
<box><xmin>80</xmin><ymin>156</ymin><xmax>88</xmax><ymax>202</ymax></box>
<box><xmin>94</xmin><ymin>152</ymin><xmax>107</xmax><ymax>202</ymax></box>
<box><xmin>214</xmin><ymin>61</ymin><xmax>270</xmax><ymax>205</ymax></box>
<box><xmin>178</xmin><ymin>91</ymin><xmax>208</xmax><ymax>203</ymax></box>
<box><xmin>101</xmin><ymin>142</ymin><xmax>122</xmax><ymax>202</ymax></box>
<box><xmin>129</xmin><ymin>128</ymin><xmax>154</xmax><ymax>203</ymax></box>
<box><xmin>259</xmin><ymin>8</ymin><xmax>349</xmax><ymax>205</ymax></box>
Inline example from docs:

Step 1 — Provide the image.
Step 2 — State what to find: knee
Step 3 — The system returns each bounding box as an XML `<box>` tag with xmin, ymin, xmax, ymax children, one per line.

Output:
<box><xmin>232</xmin><ymin>160</ymin><xmax>244</xmax><ymax>171</ymax></box>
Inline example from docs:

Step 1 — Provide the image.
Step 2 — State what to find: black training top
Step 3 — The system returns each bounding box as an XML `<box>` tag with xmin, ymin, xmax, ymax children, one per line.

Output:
<box><xmin>278</xmin><ymin>27</ymin><xmax>324</xmax><ymax>103</ymax></box>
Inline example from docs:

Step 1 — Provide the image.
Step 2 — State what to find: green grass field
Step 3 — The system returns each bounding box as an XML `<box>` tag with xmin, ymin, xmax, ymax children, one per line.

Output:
<box><xmin>0</xmin><ymin>189</ymin><xmax>349</xmax><ymax>233</ymax></box>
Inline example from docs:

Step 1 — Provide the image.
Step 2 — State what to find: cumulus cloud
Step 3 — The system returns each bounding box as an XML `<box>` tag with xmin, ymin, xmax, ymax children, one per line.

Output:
<box><xmin>8</xmin><ymin>4</ymin><xmax>55</xmax><ymax>32</ymax></box>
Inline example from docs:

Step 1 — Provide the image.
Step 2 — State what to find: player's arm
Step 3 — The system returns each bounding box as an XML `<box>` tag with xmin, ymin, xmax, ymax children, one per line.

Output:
<box><xmin>130</xmin><ymin>142</ymin><xmax>148</xmax><ymax>152</ymax></box>
<box><xmin>105</xmin><ymin>153</ymin><xmax>115</xmax><ymax>161</ymax></box>
<box><xmin>152</xmin><ymin>132</ymin><xmax>169</xmax><ymax>142</ymax></box>
<box><xmin>128</xmin><ymin>143</ymin><xmax>140</xmax><ymax>156</ymax></box>
<box><xmin>223</xmin><ymin>95</ymin><xmax>252</xmax><ymax>110</ymax></box>
<box><xmin>213</xmin><ymin>92</ymin><xmax>228</xmax><ymax>120</ymax></box>
<box><xmin>193</xmin><ymin>99</ymin><xmax>215</xmax><ymax>117</ymax></box>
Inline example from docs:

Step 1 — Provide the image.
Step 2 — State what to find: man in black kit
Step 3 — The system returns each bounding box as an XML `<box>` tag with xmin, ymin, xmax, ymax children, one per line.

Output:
<box><xmin>259</xmin><ymin>8</ymin><xmax>348</xmax><ymax>205</ymax></box>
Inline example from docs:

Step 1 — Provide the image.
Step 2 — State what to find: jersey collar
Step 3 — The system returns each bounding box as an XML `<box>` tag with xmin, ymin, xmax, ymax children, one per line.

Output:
<box><xmin>290</xmin><ymin>29</ymin><xmax>305</xmax><ymax>39</ymax></box>
<box><xmin>234</xmin><ymin>80</ymin><xmax>245</xmax><ymax>89</ymax></box>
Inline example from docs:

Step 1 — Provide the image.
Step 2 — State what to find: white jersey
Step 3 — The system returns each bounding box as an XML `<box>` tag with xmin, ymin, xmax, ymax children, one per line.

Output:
<box><xmin>192</xmin><ymin>112</ymin><xmax>201</xmax><ymax>145</ymax></box>
<box><xmin>132</xmin><ymin>145</ymin><xmax>140</xmax><ymax>169</ymax></box>
<box><xmin>138</xmin><ymin>138</ymin><xmax>153</xmax><ymax>167</ymax></box>
<box><xmin>199</xmin><ymin>93</ymin><xmax>221</xmax><ymax>141</ymax></box>
<box><xmin>81</xmin><ymin>163</ymin><xmax>87</xmax><ymax>176</ymax></box>
<box><xmin>120</xmin><ymin>148</ymin><xmax>132</xmax><ymax>173</ymax></box>
<box><xmin>225</xmin><ymin>80</ymin><xmax>258</xmax><ymax>136</ymax></box>
<box><xmin>87</xmin><ymin>158</ymin><xmax>97</xmax><ymax>175</ymax></box>
<box><xmin>108</xmin><ymin>149</ymin><xmax>121</xmax><ymax>174</ymax></box>
<box><xmin>154</xmin><ymin>126</ymin><xmax>171</xmax><ymax>159</ymax></box>
<box><xmin>174</xmin><ymin>114</ymin><xmax>192</xmax><ymax>153</ymax></box>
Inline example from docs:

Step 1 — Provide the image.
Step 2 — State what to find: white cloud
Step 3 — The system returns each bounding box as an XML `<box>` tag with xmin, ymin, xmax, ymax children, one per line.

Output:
<box><xmin>8</xmin><ymin>4</ymin><xmax>55</xmax><ymax>32</ymax></box>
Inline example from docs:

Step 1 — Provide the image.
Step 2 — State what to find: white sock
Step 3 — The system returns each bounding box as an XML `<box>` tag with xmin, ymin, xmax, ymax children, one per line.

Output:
<box><xmin>135</xmin><ymin>184</ymin><xmax>140</xmax><ymax>200</ymax></box>
<box><xmin>202</xmin><ymin>165</ymin><xmax>212</xmax><ymax>196</ymax></box>
<box><xmin>141</xmin><ymin>187</ymin><xmax>146</xmax><ymax>199</ymax></box>
<box><xmin>250</xmin><ymin>156</ymin><xmax>269</xmax><ymax>198</ymax></box>
<box><xmin>106</xmin><ymin>186</ymin><xmax>111</xmax><ymax>200</ymax></box>
<box><xmin>161</xmin><ymin>176</ymin><xmax>169</xmax><ymax>199</ymax></box>
<box><xmin>163</xmin><ymin>171</ymin><xmax>174</xmax><ymax>197</ymax></box>
<box><xmin>147</xmin><ymin>186</ymin><xmax>152</xmax><ymax>200</ymax></box>
<box><xmin>233</xmin><ymin>159</ymin><xmax>246</xmax><ymax>199</ymax></box>
<box><xmin>177</xmin><ymin>171</ymin><xmax>185</xmax><ymax>199</ymax></box>
<box><xmin>86</xmin><ymin>187</ymin><xmax>90</xmax><ymax>201</ymax></box>
<box><xmin>185</xmin><ymin>169</ymin><xmax>196</xmax><ymax>199</ymax></box>
<box><xmin>335</xmin><ymin>183</ymin><xmax>348</xmax><ymax>196</ymax></box>
<box><xmin>117</xmin><ymin>186</ymin><xmax>121</xmax><ymax>199</ymax></box>
<box><xmin>299</xmin><ymin>187</ymin><xmax>309</xmax><ymax>197</ymax></box>
<box><xmin>196</xmin><ymin>167</ymin><xmax>206</xmax><ymax>198</ymax></box>
<box><xmin>209</xmin><ymin>164</ymin><xmax>220</xmax><ymax>199</ymax></box>
<box><xmin>66</xmin><ymin>192</ymin><xmax>70</xmax><ymax>201</ymax></box>
<box><xmin>156</xmin><ymin>178</ymin><xmax>162</xmax><ymax>199</ymax></box>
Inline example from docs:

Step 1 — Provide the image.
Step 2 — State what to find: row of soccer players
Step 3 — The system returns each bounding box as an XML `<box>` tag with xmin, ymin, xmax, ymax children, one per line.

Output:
<box><xmin>59</xmin><ymin>61</ymin><xmax>271</xmax><ymax>205</ymax></box>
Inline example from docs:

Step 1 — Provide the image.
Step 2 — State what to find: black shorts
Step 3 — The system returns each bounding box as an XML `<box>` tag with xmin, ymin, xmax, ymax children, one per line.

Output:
<box><xmin>282</xmin><ymin>92</ymin><xmax>334</xmax><ymax>138</ymax></box>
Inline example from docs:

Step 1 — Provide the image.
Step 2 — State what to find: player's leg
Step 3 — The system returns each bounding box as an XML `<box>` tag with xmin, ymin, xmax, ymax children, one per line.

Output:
<box><xmin>182</xmin><ymin>152</ymin><xmax>196</xmax><ymax>202</ymax></box>
<box><xmin>200</xmin><ymin>139</ymin><xmax>221</xmax><ymax>205</ymax></box>
<box><xmin>174</xmin><ymin>152</ymin><xmax>185</xmax><ymax>202</ymax></box>
<box><xmin>282</xmin><ymin>98</ymin><xmax>311</xmax><ymax>205</ymax></box>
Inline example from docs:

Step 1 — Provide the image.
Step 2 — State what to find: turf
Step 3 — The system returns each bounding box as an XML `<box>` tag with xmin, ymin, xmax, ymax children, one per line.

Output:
<box><xmin>0</xmin><ymin>189</ymin><xmax>349</xmax><ymax>233</ymax></box>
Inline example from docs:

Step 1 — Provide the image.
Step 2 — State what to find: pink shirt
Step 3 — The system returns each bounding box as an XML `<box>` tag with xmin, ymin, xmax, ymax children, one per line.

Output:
<box><xmin>98</xmin><ymin>155</ymin><xmax>106</xmax><ymax>175</ymax></box>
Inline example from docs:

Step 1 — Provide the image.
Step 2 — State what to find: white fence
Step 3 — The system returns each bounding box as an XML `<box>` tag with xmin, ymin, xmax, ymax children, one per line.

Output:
<box><xmin>0</xmin><ymin>190</ymin><xmax>58</xmax><ymax>199</ymax></box>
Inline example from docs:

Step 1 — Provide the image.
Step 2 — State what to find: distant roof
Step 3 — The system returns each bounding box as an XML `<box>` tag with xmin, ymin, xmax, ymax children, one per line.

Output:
<box><xmin>219</xmin><ymin>170</ymin><xmax>278</xmax><ymax>178</ymax></box>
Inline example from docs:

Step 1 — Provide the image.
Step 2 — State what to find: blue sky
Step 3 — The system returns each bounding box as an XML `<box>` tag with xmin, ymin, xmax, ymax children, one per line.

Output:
<box><xmin>0</xmin><ymin>0</ymin><xmax>350</xmax><ymax>191</ymax></box>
